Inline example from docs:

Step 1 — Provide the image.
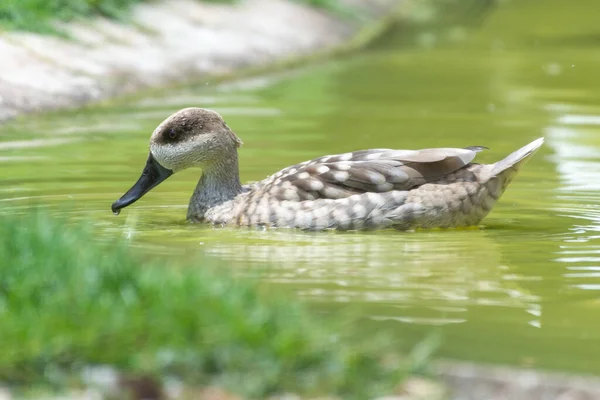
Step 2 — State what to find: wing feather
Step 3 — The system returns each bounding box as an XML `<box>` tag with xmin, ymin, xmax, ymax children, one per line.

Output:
<box><xmin>257</xmin><ymin>147</ymin><xmax>484</xmax><ymax>202</ymax></box>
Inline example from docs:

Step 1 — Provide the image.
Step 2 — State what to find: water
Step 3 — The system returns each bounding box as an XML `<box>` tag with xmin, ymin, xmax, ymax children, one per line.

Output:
<box><xmin>2</xmin><ymin>0</ymin><xmax>600</xmax><ymax>375</ymax></box>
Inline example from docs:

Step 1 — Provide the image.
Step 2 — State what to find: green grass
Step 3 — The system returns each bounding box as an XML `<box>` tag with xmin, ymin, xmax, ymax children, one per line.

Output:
<box><xmin>0</xmin><ymin>0</ymin><xmax>146</xmax><ymax>33</ymax></box>
<box><xmin>0</xmin><ymin>0</ymin><xmax>346</xmax><ymax>34</ymax></box>
<box><xmin>0</xmin><ymin>210</ymin><xmax>410</xmax><ymax>398</ymax></box>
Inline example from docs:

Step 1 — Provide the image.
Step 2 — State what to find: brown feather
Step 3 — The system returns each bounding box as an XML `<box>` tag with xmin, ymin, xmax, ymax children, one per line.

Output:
<box><xmin>256</xmin><ymin>146</ymin><xmax>481</xmax><ymax>202</ymax></box>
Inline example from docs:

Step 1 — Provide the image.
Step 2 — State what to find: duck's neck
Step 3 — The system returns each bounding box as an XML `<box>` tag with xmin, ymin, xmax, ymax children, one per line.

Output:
<box><xmin>187</xmin><ymin>152</ymin><xmax>242</xmax><ymax>221</ymax></box>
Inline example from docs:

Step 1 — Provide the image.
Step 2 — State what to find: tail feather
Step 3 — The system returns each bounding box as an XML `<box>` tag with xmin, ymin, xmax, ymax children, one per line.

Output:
<box><xmin>492</xmin><ymin>137</ymin><xmax>544</xmax><ymax>176</ymax></box>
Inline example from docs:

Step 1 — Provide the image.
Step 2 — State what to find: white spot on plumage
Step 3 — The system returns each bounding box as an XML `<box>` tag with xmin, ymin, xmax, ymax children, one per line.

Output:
<box><xmin>275</xmin><ymin>206</ymin><xmax>294</xmax><ymax>224</ymax></box>
<box><xmin>352</xmin><ymin>203</ymin><xmax>367</xmax><ymax>218</ymax></box>
<box><xmin>369</xmin><ymin>209</ymin><xmax>382</xmax><ymax>219</ymax></box>
<box><xmin>366</xmin><ymin>171</ymin><xmax>386</xmax><ymax>184</ymax></box>
<box><xmin>392</xmin><ymin>190</ymin><xmax>408</xmax><ymax>202</ymax></box>
<box><xmin>332</xmin><ymin>208</ymin><xmax>347</xmax><ymax>223</ymax></box>
<box><xmin>285</xmin><ymin>209</ymin><xmax>295</xmax><ymax>222</ymax></box>
<box><xmin>297</xmin><ymin>172</ymin><xmax>310</xmax><ymax>179</ymax></box>
<box><xmin>247</xmin><ymin>201</ymin><xmax>257</xmax><ymax>216</ymax></box>
<box><xmin>336</xmin><ymin>163</ymin><xmax>351</xmax><ymax>171</ymax></box>
<box><xmin>349</xmin><ymin>194</ymin><xmax>362</xmax><ymax>202</ymax></box>
<box><xmin>320</xmin><ymin>186</ymin><xmax>341</xmax><ymax>198</ymax></box>
<box><xmin>303</xmin><ymin>211</ymin><xmax>313</xmax><ymax>227</ymax></box>
<box><xmin>309</xmin><ymin>180</ymin><xmax>324</xmax><ymax>191</ymax></box>
<box><xmin>338</xmin><ymin>152</ymin><xmax>353</xmax><ymax>161</ymax></box>
<box><xmin>365</xmin><ymin>152</ymin><xmax>383</xmax><ymax>160</ymax></box>
<box><xmin>367</xmin><ymin>192</ymin><xmax>386</xmax><ymax>207</ymax></box>
<box><xmin>303</xmin><ymin>200</ymin><xmax>315</xmax><ymax>209</ymax></box>
<box><xmin>315</xmin><ymin>165</ymin><xmax>330</xmax><ymax>174</ymax></box>
<box><xmin>386</xmin><ymin>170</ymin><xmax>409</xmax><ymax>184</ymax></box>
<box><xmin>333</xmin><ymin>171</ymin><xmax>350</xmax><ymax>182</ymax></box>
<box><xmin>258</xmin><ymin>197</ymin><xmax>270</xmax><ymax>222</ymax></box>
<box><xmin>282</xmin><ymin>189</ymin><xmax>299</xmax><ymax>201</ymax></box>
<box><xmin>249</xmin><ymin>213</ymin><xmax>259</xmax><ymax>225</ymax></box>
<box><xmin>294</xmin><ymin>210</ymin><xmax>307</xmax><ymax>227</ymax></box>
<box><xmin>312</xmin><ymin>206</ymin><xmax>328</xmax><ymax>219</ymax></box>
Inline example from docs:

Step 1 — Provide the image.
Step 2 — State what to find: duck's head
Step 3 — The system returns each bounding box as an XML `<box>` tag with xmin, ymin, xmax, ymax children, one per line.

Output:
<box><xmin>111</xmin><ymin>107</ymin><xmax>242</xmax><ymax>214</ymax></box>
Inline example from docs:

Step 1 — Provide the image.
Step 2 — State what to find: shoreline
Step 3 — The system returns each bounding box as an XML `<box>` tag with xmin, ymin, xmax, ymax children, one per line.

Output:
<box><xmin>0</xmin><ymin>0</ymin><xmax>400</xmax><ymax>122</ymax></box>
<box><xmin>437</xmin><ymin>360</ymin><xmax>600</xmax><ymax>400</ymax></box>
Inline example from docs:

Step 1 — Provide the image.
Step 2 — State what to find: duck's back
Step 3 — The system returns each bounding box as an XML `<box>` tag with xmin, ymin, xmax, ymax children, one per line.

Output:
<box><xmin>206</xmin><ymin>139</ymin><xmax>542</xmax><ymax>231</ymax></box>
<box><xmin>253</xmin><ymin>147</ymin><xmax>481</xmax><ymax>199</ymax></box>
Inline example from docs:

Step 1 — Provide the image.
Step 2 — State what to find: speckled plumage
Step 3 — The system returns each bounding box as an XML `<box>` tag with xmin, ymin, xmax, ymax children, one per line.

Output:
<box><xmin>200</xmin><ymin>161</ymin><xmax>504</xmax><ymax>231</ymax></box>
<box><xmin>113</xmin><ymin>108</ymin><xmax>544</xmax><ymax>231</ymax></box>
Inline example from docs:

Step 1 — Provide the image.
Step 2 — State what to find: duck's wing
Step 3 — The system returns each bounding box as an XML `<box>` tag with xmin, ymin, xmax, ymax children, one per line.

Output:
<box><xmin>260</xmin><ymin>147</ymin><xmax>486</xmax><ymax>201</ymax></box>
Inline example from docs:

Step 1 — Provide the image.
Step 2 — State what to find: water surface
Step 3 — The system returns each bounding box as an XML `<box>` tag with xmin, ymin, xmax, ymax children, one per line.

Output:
<box><xmin>2</xmin><ymin>0</ymin><xmax>600</xmax><ymax>375</ymax></box>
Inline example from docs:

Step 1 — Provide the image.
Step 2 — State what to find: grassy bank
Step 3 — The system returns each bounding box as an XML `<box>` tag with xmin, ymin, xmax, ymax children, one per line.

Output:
<box><xmin>0</xmin><ymin>210</ymin><xmax>411</xmax><ymax>399</ymax></box>
<box><xmin>0</xmin><ymin>0</ymin><xmax>342</xmax><ymax>34</ymax></box>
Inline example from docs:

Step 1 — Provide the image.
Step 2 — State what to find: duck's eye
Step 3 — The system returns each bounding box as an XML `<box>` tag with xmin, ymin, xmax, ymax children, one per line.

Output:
<box><xmin>168</xmin><ymin>129</ymin><xmax>177</xmax><ymax>140</ymax></box>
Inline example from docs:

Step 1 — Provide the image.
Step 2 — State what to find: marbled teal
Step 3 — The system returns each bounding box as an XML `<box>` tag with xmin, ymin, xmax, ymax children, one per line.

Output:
<box><xmin>112</xmin><ymin>108</ymin><xmax>544</xmax><ymax>231</ymax></box>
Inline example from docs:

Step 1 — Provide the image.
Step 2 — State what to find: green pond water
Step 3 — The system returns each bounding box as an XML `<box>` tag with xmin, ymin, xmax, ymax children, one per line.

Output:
<box><xmin>2</xmin><ymin>0</ymin><xmax>600</xmax><ymax>376</ymax></box>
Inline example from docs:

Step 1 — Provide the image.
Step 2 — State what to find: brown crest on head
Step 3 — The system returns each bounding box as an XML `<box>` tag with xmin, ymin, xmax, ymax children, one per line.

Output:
<box><xmin>151</xmin><ymin>107</ymin><xmax>243</xmax><ymax>148</ymax></box>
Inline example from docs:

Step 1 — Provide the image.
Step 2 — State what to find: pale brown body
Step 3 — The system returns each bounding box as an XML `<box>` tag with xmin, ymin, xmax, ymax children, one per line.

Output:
<box><xmin>199</xmin><ymin>162</ymin><xmax>512</xmax><ymax>231</ymax></box>
<box><xmin>112</xmin><ymin>108</ymin><xmax>544</xmax><ymax>231</ymax></box>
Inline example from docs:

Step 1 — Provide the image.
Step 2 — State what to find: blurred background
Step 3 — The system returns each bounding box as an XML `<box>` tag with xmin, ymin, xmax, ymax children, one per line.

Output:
<box><xmin>1</xmin><ymin>0</ymin><xmax>600</xmax><ymax>398</ymax></box>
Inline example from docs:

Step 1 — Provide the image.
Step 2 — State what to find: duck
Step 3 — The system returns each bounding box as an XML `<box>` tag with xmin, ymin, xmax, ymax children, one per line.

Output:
<box><xmin>111</xmin><ymin>107</ymin><xmax>544</xmax><ymax>231</ymax></box>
